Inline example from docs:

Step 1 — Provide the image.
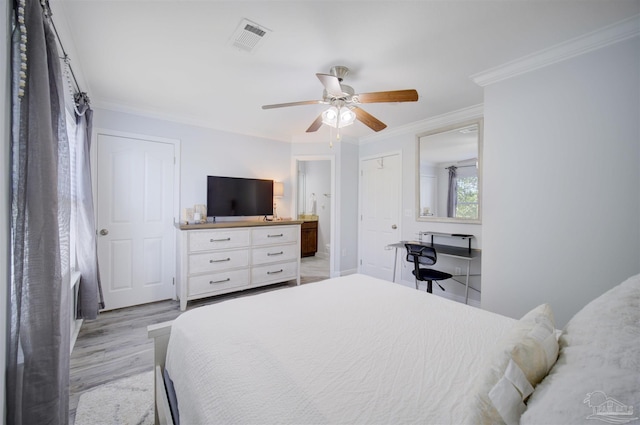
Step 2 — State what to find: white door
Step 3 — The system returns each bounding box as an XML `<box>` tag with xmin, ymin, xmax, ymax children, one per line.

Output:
<box><xmin>359</xmin><ymin>154</ymin><xmax>401</xmax><ymax>280</ymax></box>
<box><xmin>97</xmin><ymin>133</ymin><xmax>176</xmax><ymax>310</ymax></box>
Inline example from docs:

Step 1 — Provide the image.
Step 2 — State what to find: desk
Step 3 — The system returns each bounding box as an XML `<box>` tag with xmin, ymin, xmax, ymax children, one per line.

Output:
<box><xmin>387</xmin><ymin>240</ymin><xmax>480</xmax><ymax>304</ymax></box>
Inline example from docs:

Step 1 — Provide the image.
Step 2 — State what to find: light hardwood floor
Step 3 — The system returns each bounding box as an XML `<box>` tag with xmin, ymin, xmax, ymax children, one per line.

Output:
<box><xmin>69</xmin><ymin>255</ymin><xmax>329</xmax><ymax>423</ymax></box>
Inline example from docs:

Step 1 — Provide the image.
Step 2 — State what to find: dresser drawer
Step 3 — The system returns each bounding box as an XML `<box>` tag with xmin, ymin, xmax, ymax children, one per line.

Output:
<box><xmin>188</xmin><ymin>249</ymin><xmax>249</xmax><ymax>274</ymax></box>
<box><xmin>188</xmin><ymin>229</ymin><xmax>250</xmax><ymax>252</ymax></box>
<box><xmin>188</xmin><ymin>269</ymin><xmax>249</xmax><ymax>297</ymax></box>
<box><xmin>252</xmin><ymin>226</ymin><xmax>299</xmax><ymax>246</ymax></box>
<box><xmin>252</xmin><ymin>243</ymin><xmax>298</xmax><ymax>265</ymax></box>
<box><xmin>251</xmin><ymin>260</ymin><xmax>298</xmax><ymax>286</ymax></box>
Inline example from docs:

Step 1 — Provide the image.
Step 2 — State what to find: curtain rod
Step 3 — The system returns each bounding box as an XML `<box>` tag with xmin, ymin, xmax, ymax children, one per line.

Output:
<box><xmin>48</xmin><ymin>13</ymin><xmax>82</xmax><ymax>94</ymax></box>
<box><xmin>446</xmin><ymin>164</ymin><xmax>476</xmax><ymax>169</ymax></box>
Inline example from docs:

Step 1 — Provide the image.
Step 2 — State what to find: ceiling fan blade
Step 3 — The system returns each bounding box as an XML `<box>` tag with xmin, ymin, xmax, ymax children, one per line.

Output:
<box><xmin>262</xmin><ymin>100</ymin><xmax>325</xmax><ymax>110</ymax></box>
<box><xmin>354</xmin><ymin>89</ymin><xmax>419</xmax><ymax>104</ymax></box>
<box><xmin>353</xmin><ymin>107</ymin><xmax>387</xmax><ymax>132</ymax></box>
<box><xmin>306</xmin><ymin>114</ymin><xmax>324</xmax><ymax>132</ymax></box>
<box><xmin>316</xmin><ymin>73</ymin><xmax>344</xmax><ymax>97</ymax></box>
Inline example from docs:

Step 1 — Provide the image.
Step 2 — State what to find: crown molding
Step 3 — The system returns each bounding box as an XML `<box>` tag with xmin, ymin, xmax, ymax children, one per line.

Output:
<box><xmin>471</xmin><ymin>14</ymin><xmax>640</xmax><ymax>87</ymax></box>
<box><xmin>359</xmin><ymin>104</ymin><xmax>484</xmax><ymax>145</ymax></box>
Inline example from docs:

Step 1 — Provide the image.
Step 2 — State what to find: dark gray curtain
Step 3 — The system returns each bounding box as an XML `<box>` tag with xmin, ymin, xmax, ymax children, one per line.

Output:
<box><xmin>447</xmin><ymin>166</ymin><xmax>458</xmax><ymax>218</ymax></box>
<box><xmin>8</xmin><ymin>0</ymin><xmax>71</xmax><ymax>423</ymax></box>
<box><xmin>74</xmin><ymin>92</ymin><xmax>104</xmax><ymax>318</ymax></box>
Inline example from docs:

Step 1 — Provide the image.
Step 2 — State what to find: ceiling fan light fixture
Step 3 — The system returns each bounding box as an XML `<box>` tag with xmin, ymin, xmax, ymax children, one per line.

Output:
<box><xmin>322</xmin><ymin>106</ymin><xmax>355</xmax><ymax>128</ymax></box>
<box><xmin>341</xmin><ymin>108</ymin><xmax>355</xmax><ymax>124</ymax></box>
<box><xmin>323</xmin><ymin>107</ymin><xmax>337</xmax><ymax>121</ymax></box>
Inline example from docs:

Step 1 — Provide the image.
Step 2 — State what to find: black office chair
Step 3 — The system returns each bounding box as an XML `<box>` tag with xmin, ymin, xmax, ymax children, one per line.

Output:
<box><xmin>405</xmin><ymin>243</ymin><xmax>452</xmax><ymax>293</ymax></box>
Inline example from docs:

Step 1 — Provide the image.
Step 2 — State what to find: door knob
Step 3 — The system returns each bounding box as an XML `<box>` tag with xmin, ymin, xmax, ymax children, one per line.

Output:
<box><xmin>391</xmin><ymin>224</ymin><xmax>397</xmax><ymax>229</ymax></box>
<box><xmin>99</xmin><ymin>229</ymin><xmax>109</xmax><ymax>236</ymax></box>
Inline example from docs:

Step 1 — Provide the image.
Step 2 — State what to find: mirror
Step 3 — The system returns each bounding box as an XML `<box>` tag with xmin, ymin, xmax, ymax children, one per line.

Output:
<box><xmin>416</xmin><ymin>119</ymin><xmax>483</xmax><ymax>223</ymax></box>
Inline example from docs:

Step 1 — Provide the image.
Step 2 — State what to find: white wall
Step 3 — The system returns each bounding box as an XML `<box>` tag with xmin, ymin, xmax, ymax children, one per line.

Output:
<box><xmin>339</xmin><ymin>141</ymin><xmax>360</xmax><ymax>273</ymax></box>
<box><xmin>1</xmin><ymin>0</ymin><xmax>9</xmax><ymax>421</ymax></box>
<box><xmin>93</xmin><ymin>108</ymin><xmax>293</xmax><ymax>218</ymax></box>
<box><xmin>482</xmin><ymin>37</ymin><xmax>640</xmax><ymax>327</ymax></box>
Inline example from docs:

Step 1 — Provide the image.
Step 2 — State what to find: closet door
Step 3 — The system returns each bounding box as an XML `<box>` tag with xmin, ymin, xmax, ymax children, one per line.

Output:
<box><xmin>359</xmin><ymin>153</ymin><xmax>401</xmax><ymax>280</ymax></box>
<box><xmin>96</xmin><ymin>133</ymin><xmax>176</xmax><ymax>310</ymax></box>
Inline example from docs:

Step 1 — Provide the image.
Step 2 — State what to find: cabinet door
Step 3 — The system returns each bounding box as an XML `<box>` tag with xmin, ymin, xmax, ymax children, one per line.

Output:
<box><xmin>301</xmin><ymin>222</ymin><xmax>318</xmax><ymax>257</ymax></box>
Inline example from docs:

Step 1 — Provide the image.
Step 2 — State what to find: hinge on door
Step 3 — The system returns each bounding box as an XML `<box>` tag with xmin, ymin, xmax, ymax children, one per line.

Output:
<box><xmin>172</xmin><ymin>277</ymin><xmax>175</xmax><ymax>286</ymax></box>
<box><xmin>359</xmin><ymin>259</ymin><xmax>362</xmax><ymax>265</ymax></box>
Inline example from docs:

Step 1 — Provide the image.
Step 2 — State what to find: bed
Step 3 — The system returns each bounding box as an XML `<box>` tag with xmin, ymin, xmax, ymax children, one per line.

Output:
<box><xmin>148</xmin><ymin>272</ymin><xmax>640</xmax><ymax>425</ymax></box>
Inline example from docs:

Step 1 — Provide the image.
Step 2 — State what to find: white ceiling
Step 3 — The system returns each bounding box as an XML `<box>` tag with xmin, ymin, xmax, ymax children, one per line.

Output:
<box><xmin>50</xmin><ymin>1</ymin><xmax>639</xmax><ymax>143</ymax></box>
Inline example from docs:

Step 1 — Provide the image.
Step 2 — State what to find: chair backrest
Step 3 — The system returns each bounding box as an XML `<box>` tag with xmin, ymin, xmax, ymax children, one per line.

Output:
<box><xmin>405</xmin><ymin>243</ymin><xmax>437</xmax><ymax>267</ymax></box>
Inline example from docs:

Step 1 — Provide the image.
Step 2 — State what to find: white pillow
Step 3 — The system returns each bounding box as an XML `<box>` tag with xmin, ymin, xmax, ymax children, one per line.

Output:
<box><xmin>521</xmin><ymin>274</ymin><xmax>640</xmax><ymax>425</ymax></box>
<box><xmin>469</xmin><ymin>304</ymin><xmax>559</xmax><ymax>425</ymax></box>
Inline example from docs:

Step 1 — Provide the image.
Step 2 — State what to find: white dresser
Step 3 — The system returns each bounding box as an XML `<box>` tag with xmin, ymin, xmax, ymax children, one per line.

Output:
<box><xmin>176</xmin><ymin>221</ymin><xmax>302</xmax><ymax>310</ymax></box>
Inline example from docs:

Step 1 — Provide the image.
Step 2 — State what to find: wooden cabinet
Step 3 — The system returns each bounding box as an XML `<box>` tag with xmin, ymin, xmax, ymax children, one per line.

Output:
<box><xmin>301</xmin><ymin>220</ymin><xmax>318</xmax><ymax>257</ymax></box>
<box><xmin>177</xmin><ymin>222</ymin><xmax>301</xmax><ymax>310</ymax></box>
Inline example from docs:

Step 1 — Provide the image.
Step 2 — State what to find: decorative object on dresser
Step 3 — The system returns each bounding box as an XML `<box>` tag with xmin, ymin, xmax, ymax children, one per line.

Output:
<box><xmin>176</xmin><ymin>221</ymin><xmax>302</xmax><ymax>310</ymax></box>
<box><xmin>273</xmin><ymin>181</ymin><xmax>284</xmax><ymax>220</ymax></box>
<box><xmin>300</xmin><ymin>219</ymin><xmax>318</xmax><ymax>257</ymax></box>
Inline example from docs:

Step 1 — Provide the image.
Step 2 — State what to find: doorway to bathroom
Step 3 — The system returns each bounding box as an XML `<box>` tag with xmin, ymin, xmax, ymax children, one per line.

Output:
<box><xmin>294</xmin><ymin>156</ymin><xmax>334</xmax><ymax>282</ymax></box>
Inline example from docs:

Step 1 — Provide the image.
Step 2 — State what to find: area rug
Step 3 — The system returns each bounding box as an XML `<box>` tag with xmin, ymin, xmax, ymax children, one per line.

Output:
<box><xmin>74</xmin><ymin>370</ymin><xmax>154</xmax><ymax>425</ymax></box>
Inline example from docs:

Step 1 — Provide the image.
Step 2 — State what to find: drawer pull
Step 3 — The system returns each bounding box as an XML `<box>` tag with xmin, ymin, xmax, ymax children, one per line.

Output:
<box><xmin>210</xmin><ymin>257</ymin><xmax>231</xmax><ymax>263</ymax></box>
<box><xmin>210</xmin><ymin>237</ymin><xmax>231</xmax><ymax>242</ymax></box>
<box><xmin>267</xmin><ymin>269</ymin><xmax>284</xmax><ymax>275</ymax></box>
<box><xmin>209</xmin><ymin>278</ymin><xmax>231</xmax><ymax>284</ymax></box>
<box><xmin>267</xmin><ymin>251</ymin><xmax>284</xmax><ymax>256</ymax></box>
<box><xmin>267</xmin><ymin>233</ymin><xmax>284</xmax><ymax>238</ymax></box>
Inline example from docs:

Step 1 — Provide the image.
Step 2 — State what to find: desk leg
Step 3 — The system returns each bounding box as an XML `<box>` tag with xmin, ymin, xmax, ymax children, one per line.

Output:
<box><xmin>392</xmin><ymin>247</ymin><xmax>399</xmax><ymax>283</ymax></box>
<box><xmin>464</xmin><ymin>261</ymin><xmax>471</xmax><ymax>304</ymax></box>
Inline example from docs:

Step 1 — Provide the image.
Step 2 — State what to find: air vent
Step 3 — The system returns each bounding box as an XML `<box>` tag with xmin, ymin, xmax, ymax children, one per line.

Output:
<box><xmin>229</xmin><ymin>19</ymin><xmax>271</xmax><ymax>53</ymax></box>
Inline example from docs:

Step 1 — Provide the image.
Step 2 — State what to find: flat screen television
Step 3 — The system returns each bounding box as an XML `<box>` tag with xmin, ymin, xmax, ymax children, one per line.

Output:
<box><xmin>207</xmin><ymin>176</ymin><xmax>274</xmax><ymax>218</ymax></box>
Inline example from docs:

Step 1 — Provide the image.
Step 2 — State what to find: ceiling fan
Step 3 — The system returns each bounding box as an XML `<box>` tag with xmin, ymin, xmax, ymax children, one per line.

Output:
<box><xmin>262</xmin><ymin>66</ymin><xmax>419</xmax><ymax>133</ymax></box>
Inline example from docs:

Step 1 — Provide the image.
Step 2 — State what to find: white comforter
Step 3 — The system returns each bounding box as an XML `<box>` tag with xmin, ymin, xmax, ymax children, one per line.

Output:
<box><xmin>165</xmin><ymin>274</ymin><xmax>515</xmax><ymax>424</ymax></box>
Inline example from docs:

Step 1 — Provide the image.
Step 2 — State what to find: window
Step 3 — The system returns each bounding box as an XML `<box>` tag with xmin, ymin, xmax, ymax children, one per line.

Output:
<box><xmin>455</xmin><ymin>175</ymin><xmax>478</xmax><ymax>219</ymax></box>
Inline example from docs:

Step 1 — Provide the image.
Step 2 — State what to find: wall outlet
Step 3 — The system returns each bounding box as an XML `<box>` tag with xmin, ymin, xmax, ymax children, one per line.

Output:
<box><xmin>455</xmin><ymin>267</ymin><xmax>462</xmax><ymax>276</ymax></box>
